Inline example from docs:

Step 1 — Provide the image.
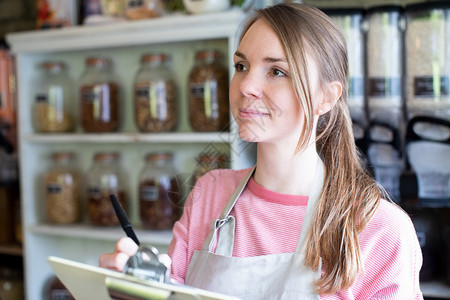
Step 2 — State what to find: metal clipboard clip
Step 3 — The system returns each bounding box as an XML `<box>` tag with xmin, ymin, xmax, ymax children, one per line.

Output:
<box><xmin>123</xmin><ymin>245</ymin><xmax>171</xmax><ymax>283</ymax></box>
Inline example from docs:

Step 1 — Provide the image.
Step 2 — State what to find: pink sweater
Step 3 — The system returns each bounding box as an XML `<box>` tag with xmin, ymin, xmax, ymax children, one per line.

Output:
<box><xmin>168</xmin><ymin>168</ymin><xmax>423</xmax><ymax>299</ymax></box>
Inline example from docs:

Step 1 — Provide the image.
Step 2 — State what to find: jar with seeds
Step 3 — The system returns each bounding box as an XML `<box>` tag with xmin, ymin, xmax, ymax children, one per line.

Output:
<box><xmin>188</xmin><ymin>50</ymin><xmax>229</xmax><ymax>132</ymax></box>
<box><xmin>79</xmin><ymin>56</ymin><xmax>122</xmax><ymax>132</ymax></box>
<box><xmin>405</xmin><ymin>2</ymin><xmax>450</xmax><ymax>120</ymax></box>
<box><xmin>86</xmin><ymin>152</ymin><xmax>129</xmax><ymax>226</ymax></box>
<box><xmin>134</xmin><ymin>53</ymin><xmax>178</xmax><ymax>132</ymax></box>
<box><xmin>138</xmin><ymin>152</ymin><xmax>181</xmax><ymax>230</ymax></box>
<box><xmin>32</xmin><ymin>61</ymin><xmax>76</xmax><ymax>133</ymax></box>
<box><xmin>367</xmin><ymin>5</ymin><xmax>405</xmax><ymax>128</ymax></box>
<box><xmin>44</xmin><ymin>152</ymin><xmax>81</xmax><ymax>224</ymax></box>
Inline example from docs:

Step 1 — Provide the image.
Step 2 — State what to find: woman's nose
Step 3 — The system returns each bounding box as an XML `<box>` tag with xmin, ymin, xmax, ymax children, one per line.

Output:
<box><xmin>240</xmin><ymin>71</ymin><xmax>263</xmax><ymax>99</ymax></box>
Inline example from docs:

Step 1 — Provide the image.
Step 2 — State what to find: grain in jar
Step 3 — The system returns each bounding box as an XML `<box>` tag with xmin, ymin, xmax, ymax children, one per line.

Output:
<box><xmin>44</xmin><ymin>152</ymin><xmax>81</xmax><ymax>224</ymax></box>
<box><xmin>367</xmin><ymin>5</ymin><xmax>404</xmax><ymax>128</ymax></box>
<box><xmin>405</xmin><ymin>3</ymin><xmax>450</xmax><ymax>120</ymax></box>
<box><xmin>79</xmin><ymin>57</ymin><xmax>122</xmax><ymax>132</ymax></box>
<box><xmin>32</xmin><ymin>61</ymin><xmax>76</xmax><ymax>133</ymax></box>
<box><xmin>86</xmin><ymin>152</ymin><xmax>128</xmax><ymax>226</ymax></box>
<box><xmin>139</xmin><ymin>152</ymin><xmax>181</xmax><ymax>230</ymax></box>
<box><xmin>134</xmin><ymin>53</ymin><xmax>178</xmax><ymax>132</ymax></box>
<box><xmin>188</xmin><ymin>50</ymin><xmax>229</xmax><ymax>132</ymax></box>
<box><xmin>324</xmin><ymin>8</ymin><xmax>366</xmax><ymax>126</ymax></box>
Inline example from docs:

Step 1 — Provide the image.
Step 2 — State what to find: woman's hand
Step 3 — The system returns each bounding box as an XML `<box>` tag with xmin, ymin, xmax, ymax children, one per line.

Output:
<box><xmin>99</xmin><ymin>237</ymin><xmax>139</xmax><ymax>271</ymax></box>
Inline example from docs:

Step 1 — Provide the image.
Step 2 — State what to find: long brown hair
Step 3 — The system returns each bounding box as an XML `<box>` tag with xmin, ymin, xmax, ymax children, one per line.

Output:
<box><xmin>239</xmin><ymin>3</ymin><xmax>381</xmax><ymax>294</ymax></box>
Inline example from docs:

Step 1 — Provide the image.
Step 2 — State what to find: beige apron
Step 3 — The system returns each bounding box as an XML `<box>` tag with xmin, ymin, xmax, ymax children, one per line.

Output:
<box><xmin>185</xmin><ymin>159</ymin><xmax>324</xmax><ymax>300</ymax></box>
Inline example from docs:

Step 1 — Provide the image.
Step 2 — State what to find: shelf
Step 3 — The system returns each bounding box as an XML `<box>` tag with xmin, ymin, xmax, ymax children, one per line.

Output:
<box><xmin>6</xmin><ymin>9</ymin><xmax>245</xmax><ymax>53</ymax></box>
<box><xmin>23</xmin><ymin>132</ymin><xmax>232</xmax><ymax>144</ymax></box>
<box><xmin>421</xmin><ymin>281</ymin><xmax>450</xmax><ymax>299</ymax></box>
<box><xmin>0</xmin><ymin>244</ymin><xmax>23</xmax><ymax>256</ymax></box>
<box><xmin>29</xmin><ymin>224</ymin><xmax>173</xmax><ymax>246</ymax></box>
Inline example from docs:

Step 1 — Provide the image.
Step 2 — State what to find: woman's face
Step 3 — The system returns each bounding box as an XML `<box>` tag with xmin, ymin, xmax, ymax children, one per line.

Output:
<box><xmin>230</xmin><ymin>19</ymin><xmax>321</xmax><ymax>146</ymax></box>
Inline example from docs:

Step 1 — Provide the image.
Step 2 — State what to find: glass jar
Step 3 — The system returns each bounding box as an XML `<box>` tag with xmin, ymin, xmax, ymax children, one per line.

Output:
<box><xmin>86</xmin><ymin>152</ymin><xmax>128</xmax><ymax>226</ymax></box>
<box><xmin>192</xmin><ymin>152</ymin><xmax>229</xmax><ymax>186</ymax></box>
<box><xmin>134</xmin><ymin>53</ymin><xmax>178</xmax><ymax>132</ymax></box>
<box><xmin>139</xmin><ymin>152</ymin><xmax>181</xmax><ymax>230</ymax></box>
<box><xmin>188</xmin><ymin>50</ymin><xmax>229</xmax><ymax>132</ymax></box>
<box><xmin>32</xmin><ymin>61</ymin><xmax>76</xmax><ymax>133</ymax></box>
<box><xmin>79</xmin><ymin>57</ymin><xmax>122</xmax><ymax>133</ymax></box>
<box><xmin>44</xmin><ymin>152</ymin><xmax>81</xmax><ymax>224</ymax></box>
<box><xmin>125</xmin><ymin>0</ymin><xmax>164</xmax><ymax>19</ymax></box>
<box><xmin>367</xmin><ymin>5</ymin><xmax>404</xmax><ymax>128</ymax></box>
<box><xmin>324</xmin><ymin>9</ymin><xmax>366</xmax><ymax>127</ymax></box>
<box><xmin>405</xmin><ymin>3</ymin><xmax>450</xmax><ymax>120</ymax></box>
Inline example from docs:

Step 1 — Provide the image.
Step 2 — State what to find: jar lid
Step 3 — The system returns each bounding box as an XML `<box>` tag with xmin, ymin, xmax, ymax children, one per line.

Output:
<box><xmin>195</xmin><ymin>50</ymin><xmax>222</xmax><ymax>60</ymax></box>
<box><xmin>51</xmin><ymin>152</ymin><xmax>76</xmax><ymax>161</ymax></box>
<box><xmin>141</xmin><ymin>53</ymin><xmax>169</xmax><ymax>63</ymax></box>
<box><xmin>94</xmin><ymin>152</ymin><xmax>120</xmax><ymax>161</ymax></box>
<box><xmin>86</xmin><ymin>56</ymin><xmax>112</xmax><ymax>66</ymax></box>
<box><xmin>40</xmin><ymin>61</ymin><xmax>66</xmax><ymax>70</ymax></box>
<box><xmin>145</xmin><ymin>152</ymin><xmax>173</xmax><ymax>162</ymax></box>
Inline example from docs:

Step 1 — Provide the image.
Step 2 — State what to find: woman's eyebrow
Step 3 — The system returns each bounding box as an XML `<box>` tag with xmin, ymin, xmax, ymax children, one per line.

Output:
<box><xmin>234</xmin><ymin>50</ymin><xmax>287</xmax><ymax>64</ymax></box>
<box><xmin>234</xmin><ymin>50</ymin><xmax>246</xmax><ymax>60</ymax></box>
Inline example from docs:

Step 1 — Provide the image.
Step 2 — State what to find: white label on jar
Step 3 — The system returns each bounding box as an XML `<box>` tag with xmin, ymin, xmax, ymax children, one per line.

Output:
<box><xmin>190</xmin><ymin>81</ymin><xmax>218</xmax><ymax>119</ymax></box>
<box><xmin>140</xmin><ymin>186</ymin><xmax>159</xmax><ymax>201</ymax></box>
<box><xmin>35</xmin><ymin>93</ymin><xmax>49</xmax><ymax>103</ymax></box>
<box><xmin>414</xmin><ymin>76</ymin><xmax>450</xmax><ymax>98</ymax></box>
<box><xmin>47</xmin><ymin>182</ymin><xmax>62</xmax><ymax>194</ymax></box>
<box><xmin>150</xmin><ymin>82</ymin><xmax>167</xmax><ymax>120</ymax></box>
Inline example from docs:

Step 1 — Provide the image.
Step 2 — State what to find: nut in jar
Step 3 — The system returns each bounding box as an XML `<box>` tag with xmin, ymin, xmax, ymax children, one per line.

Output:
<box><xmin>33</xmin><ymin>61</ymin><xmax>76</xmax><ymax>133</ymax></box>
<box><xmin>86</xmin><ymin>152</ymin><xmax>129</xmax><ymax>226</ymax></box>
<box><xmin>188</xmin><ymin>50</ymin><xmax>229</xmax><ymax>132</ymax></box>
<box><xmin>134</xmin><ymin>53</ymin><xmax>178</xmax><ymax>132</ymax></box>
<box><xmin>44</xmin><ymin>152</ymin><xmax>81</xmax><ymax>224</ymax></box>
<box><xmin>79</xmin><ymin>57</ymin><xmax>122</xmax><ymax>133</ymax></box>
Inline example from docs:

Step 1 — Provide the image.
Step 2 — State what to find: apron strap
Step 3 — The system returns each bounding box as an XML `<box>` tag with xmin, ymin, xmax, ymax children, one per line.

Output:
<box><xmin>201</xmin><ymin>167</ymin><xmax>256</xmax><ymax>255</ymax></box>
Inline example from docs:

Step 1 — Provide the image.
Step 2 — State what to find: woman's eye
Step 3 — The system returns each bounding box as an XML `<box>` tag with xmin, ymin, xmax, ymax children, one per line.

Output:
<box><xmin>233</xmin><ymin>63</ymin><xmax>247</xmax><ymax>72</ymax></box>
<box><xmin>271</xmin><ymin>68</ymin><xmax>286</xmax><ymax>77</ymax></box>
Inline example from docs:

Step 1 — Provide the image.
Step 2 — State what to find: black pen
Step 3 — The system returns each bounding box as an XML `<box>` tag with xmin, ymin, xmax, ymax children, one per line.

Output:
<box><xmin>109</xmin><ymin>194</ymin><xmax>140</xmax><ymax>246</ymax></box>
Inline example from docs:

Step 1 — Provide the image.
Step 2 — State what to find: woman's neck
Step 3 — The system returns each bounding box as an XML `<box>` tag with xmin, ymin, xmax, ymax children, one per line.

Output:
<box><xmin>253</xmin><ymin>142</ymin><xmax>319</xmax><ymax>196</ymax></box>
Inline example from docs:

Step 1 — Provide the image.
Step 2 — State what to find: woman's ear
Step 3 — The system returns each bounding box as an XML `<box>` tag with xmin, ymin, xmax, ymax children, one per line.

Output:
<box><xmin>315</xmin><ymin>81</ymin><xmax>342</xmax><ymax>116</ymax></box>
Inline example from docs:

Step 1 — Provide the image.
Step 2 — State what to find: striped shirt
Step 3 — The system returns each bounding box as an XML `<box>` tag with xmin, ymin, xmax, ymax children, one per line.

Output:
<box><xmin>168</xmin><ymin>168</ymin><xmax>423</xmax><ymax>299</ymax></box>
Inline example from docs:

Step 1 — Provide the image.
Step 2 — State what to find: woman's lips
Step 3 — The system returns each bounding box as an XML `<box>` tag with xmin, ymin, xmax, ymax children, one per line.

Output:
<box><xmin>239</xmin><ymin>108</ymin><xmax>270</xmax><ymax>119</ymax></box>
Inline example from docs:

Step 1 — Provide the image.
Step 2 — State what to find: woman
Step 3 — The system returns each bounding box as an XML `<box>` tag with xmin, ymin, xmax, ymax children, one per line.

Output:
<box><xmin>100</xmin><ymin>3</ymin><xmax>423</xmax><ymax>299</ymax></box>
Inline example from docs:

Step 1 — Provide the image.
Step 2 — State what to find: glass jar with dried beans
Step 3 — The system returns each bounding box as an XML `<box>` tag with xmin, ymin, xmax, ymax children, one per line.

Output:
<box><xmin>32</xmin><ymin>61</ymin><xmax>76</xmax><ymax>133</ymax></box>
<box><xmin>79</xmin><ymin>57</ymin><xmax>122</xmax><ymax>132</ymax></box>
<box><xmin>139</xmin><ymin>152</ymin><xmax>181</xmax><ymax>230</ymax></box>
<box><xmin>44</xmin><ymin>152</ymin><xmax>81</xmax><ymax>224</ymax></box>
<box><xmin>86</xmin><ymin>152</ymin><xmax>129</xmax><ymax>226</ymax></box>
<box><xmin>188</xmin><ymin>50</ymin><xmax>229</xmax><ymax>132</ymax></box>
<box><xmin>134</xmin><ymin>53</ymin><xmax>178</xmax><ymax>132</ymax></box>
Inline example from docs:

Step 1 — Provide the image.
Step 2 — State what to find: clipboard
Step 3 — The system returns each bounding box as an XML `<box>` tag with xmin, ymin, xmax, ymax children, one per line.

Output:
<box><xmin>48</xmin><ymin>256</ymin><xmax>240</xmax><ymax>300</ymax></box>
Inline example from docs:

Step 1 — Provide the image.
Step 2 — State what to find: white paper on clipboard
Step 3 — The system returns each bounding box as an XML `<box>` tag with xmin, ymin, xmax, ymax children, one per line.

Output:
<box><xmin>48</xmin><ymin>256</ymin><xmax>240</xmax><ymax>300</ymax></box>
